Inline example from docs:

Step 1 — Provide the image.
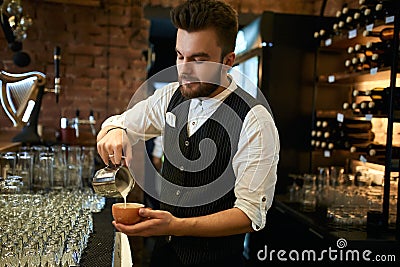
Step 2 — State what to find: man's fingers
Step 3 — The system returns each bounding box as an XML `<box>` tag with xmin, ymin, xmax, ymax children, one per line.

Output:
<box><xmin>139</xmin><ymin>208</ymin><xmax>165</xmax><ymax>219</ymax></box>
<box><xmin>96</xmin><ymin>128</ymin><xmax>126</xmax><ymax>165</ymax></box>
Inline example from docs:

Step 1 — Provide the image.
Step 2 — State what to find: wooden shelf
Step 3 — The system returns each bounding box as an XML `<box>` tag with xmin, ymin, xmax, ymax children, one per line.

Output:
<box><xmin>318</xmin><ymin>67</ymin><xmax>394</xmax><ymax>84</ymax></box>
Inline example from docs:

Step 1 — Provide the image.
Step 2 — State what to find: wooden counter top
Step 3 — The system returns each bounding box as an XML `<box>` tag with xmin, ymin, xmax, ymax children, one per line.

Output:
<box><xmin>0</xmin><ymin>129</ymin><xmax>21</xmax><ymax>152</ymax></box>
<box><xmin>0</xmin><ymin>141</ymin><xmax>21</xmax><ymax>152</ymax></box>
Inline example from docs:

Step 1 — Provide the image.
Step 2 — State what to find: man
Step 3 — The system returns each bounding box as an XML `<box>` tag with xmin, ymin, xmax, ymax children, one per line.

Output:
<box><xmin>97</xmin><ymin>0</ymin><xmax>280</xmax><ymax>266</ymax></box>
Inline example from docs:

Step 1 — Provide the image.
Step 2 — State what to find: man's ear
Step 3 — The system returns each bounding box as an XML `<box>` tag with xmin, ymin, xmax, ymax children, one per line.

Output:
<box><xmin>223</xmin><ymin>52</ymin><xmax>236</xmax><ymax>66</ymax></box>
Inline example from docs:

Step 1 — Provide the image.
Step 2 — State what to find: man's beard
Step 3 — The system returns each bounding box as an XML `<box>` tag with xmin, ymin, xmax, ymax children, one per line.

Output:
<box><xmin>179</xmin><ymin>81</ymin><xmax>220</xmax><ymax>99</ymax></box>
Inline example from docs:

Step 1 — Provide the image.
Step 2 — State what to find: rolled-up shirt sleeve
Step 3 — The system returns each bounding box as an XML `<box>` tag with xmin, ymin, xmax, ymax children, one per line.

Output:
<box><xmin>101</xmin><ymin>82</ymin><xmax>179</xmax><ymax>144</ymax></box>
<box><xmin>233</xmin><ymin>104</ymin><xmax>280</xmax><ymax>231</ymax></box>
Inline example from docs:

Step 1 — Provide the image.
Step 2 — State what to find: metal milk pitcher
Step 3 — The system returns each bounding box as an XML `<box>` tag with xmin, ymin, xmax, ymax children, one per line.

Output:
<box><xmin>92</xmin><ymin>163</ymin><xmax>135</xmax><ymax>198</ymax></box>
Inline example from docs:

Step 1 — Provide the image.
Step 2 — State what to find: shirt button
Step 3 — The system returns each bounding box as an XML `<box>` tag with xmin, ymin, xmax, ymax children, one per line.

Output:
<box><xmin>192</xmin><ymin>121</ymin><xmax>196</xmax><ymax>125</ymax></box>
<box><xmin>179</xmin><ymin>166</ymin><xmax>184</xmax><ymax>171</ymax></box>
<box><xmin>176</xmin><ymin>190</ymin><xmax>181</xmax><ymax>196</ymax></box>
<box><xmin>184</xmin><ymin>140</ymin><xmax>189</xmax><ymax>146</ymax></box>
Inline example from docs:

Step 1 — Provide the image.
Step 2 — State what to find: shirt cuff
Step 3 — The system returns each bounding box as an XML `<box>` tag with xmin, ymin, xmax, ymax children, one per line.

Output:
<box><xmin>101</xmin><ymin>113</ymin><xmax>125</xmax><ymax>128</ymax></box>
<box><xmin>234</xmin><ymin>194</ymin><xmax>269</xmax><ymax>231</ymax></box>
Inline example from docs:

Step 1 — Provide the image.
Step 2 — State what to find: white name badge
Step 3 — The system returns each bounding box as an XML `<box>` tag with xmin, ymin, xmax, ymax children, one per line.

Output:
<box><xmin>166</xmin><ymin>112</ymin><xmax>176</xmax><ymax>128</ymax></box>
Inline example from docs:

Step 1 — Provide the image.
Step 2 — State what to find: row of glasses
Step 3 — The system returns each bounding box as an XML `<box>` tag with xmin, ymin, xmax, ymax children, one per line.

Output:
<box><xmin>0</xmin><ymin>145</ymin><xmax>96</xmax><ymax>194</ymax></box>
<box><xmin>288</xmin><ymin>166</ymin><xmax>398</xmax><ymax>229</ymax></box>
<box><xmin>0</xmin><ymin>188</ymin><xmax>103</xmax><ymax>267</ymax></box>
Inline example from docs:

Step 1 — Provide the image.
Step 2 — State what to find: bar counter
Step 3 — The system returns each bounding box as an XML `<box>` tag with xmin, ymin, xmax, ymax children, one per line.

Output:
<box><xmin>80</xmin><ymin>198</ymin><xmax>116</xmax><ymax>267</ymax></box>
<box><xmin>0</xmin><ymin>130</ymin><xmax>21</xmax><ymax>152</ymax></box>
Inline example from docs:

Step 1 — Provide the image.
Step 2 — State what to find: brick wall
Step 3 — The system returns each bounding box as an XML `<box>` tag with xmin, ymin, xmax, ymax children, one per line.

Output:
<box><xmin>0</xmin><ymin>0</ymin><xmax>149</xmax><ymax>142</ymax></box>
<box><xmin>0</xmin><ymin>0</ymin><xmax>352</xmax><ymax>140</ymax></box>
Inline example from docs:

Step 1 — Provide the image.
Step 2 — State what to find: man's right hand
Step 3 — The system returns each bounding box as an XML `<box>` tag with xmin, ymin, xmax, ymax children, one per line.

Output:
<box><xmin>97</xmin><ymin>126</ymin><xmax>125</xmax><ymax>165</ymax></box>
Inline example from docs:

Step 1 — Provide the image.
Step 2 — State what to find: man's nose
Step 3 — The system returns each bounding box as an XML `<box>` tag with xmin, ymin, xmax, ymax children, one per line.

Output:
<box><xmin>177</xmin><ymin>61</ymin><xmax>194</xmax><ymax>74</ymax></box>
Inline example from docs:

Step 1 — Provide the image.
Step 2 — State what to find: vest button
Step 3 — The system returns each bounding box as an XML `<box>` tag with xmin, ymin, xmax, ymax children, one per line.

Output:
<box><xmin>176</xmin><ymin>190</ymin><xmax>181</xmax><ymax>196</ymax></box>
<box><xmin>179</xmin><ymin>166</ymin><xmax>184</xmax><ymax>171</ymax></box>
<box><xmin>184</xmin><ymin>140</ymin><xmax>189</xmax><ymax>146</ymax></box>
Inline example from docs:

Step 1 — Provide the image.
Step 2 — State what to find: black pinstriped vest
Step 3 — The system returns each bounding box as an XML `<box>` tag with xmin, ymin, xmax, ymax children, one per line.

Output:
<box><xmin>159</xmin><ymin>85</ymin><xmax>259</xmax><ymax>265</ymax></box>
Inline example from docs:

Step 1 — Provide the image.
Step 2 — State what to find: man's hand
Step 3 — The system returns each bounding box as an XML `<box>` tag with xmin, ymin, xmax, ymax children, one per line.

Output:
<box><xmin>97</xmin><ymin>126</ymin><xmax>125</xmax><ymax>165</ymax></box>
<box><xmin>112</xmin><ymin>207</ymin><xmax>253</xmax><ymax>238</ymax></box>
<box><xmin>112</xmin><ymin>208</ymin><xmax>181</xmax><ymax>237</ymax></box>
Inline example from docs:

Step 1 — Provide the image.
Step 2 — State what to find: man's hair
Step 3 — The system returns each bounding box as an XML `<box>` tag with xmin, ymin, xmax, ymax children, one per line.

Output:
<box><xmin>170</xmin><ymin>0</ymin><xmax>239</xmax><ymax>57</ymax></box>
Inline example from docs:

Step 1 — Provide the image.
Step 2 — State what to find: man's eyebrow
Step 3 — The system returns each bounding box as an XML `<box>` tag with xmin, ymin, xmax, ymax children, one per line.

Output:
<box><xmin>175</xmin><ymin>48</ymin><xmax>211</xmax><ymax>59</ymax></box>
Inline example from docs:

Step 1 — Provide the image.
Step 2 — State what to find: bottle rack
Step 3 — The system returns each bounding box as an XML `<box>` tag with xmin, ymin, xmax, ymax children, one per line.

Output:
<box><xmin>312</xmin><ymin>0</ymin><xmax>400</xmax><ymax>237</ymax></box>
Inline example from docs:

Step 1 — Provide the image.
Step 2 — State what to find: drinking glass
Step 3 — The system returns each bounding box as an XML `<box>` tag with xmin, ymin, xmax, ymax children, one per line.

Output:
<box><xmin>317</xmin><ymin>166</ymin><xmax>330</xmax><ymax>190</ymax></box>
<box><xmin>0</xmin><ymin>152</ymin><xmax>17</xmax><ymax>178</ymax></box>
<box><xmin>52</xmin><ymin>145</ymin><xmax>68</xmax><ymax>190</ymax></box>
<box><xmin>32</xmin><ymin>152</ymin><xmax>55</xmax><ymax>192</ymax></box>
<box><xmin>302</xmin><ymin>174</ymin><xmax>317</xmax><ymax>212</ymax></box>
<box><xmin>16</xmin><ymin>151</ymin><xmax>34</xmax><ymax>193</ymax></box>
<box><xmin>0</xmin><ymin>241</ymin><xmax>19</xmax><ymax>267</ymax></box>
<box><xmin>81</xmin><ymin>146</ymin><xmax>96</xmax><ymax>187</ymax></box>
<box><xmin>20</xmin><ymin>241</ymin><xmax>41</xmax><ymax>267</ymax></box>
<box><xmin>67</xmin><ymin>146</ymin><xmax>82</xmax><ymax>189</ymax></box>
<box><xmin>330</xmin><ymin>166</ymin><xmax>345</xmax><ymax>187</ymax></box>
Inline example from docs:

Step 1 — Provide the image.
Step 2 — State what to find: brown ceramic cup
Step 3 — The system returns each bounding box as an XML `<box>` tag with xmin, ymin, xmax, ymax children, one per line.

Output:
<box><xmin>112</xmin><ymin>202</ymin><xmax>145</xmax><ymax>225</ymax></box>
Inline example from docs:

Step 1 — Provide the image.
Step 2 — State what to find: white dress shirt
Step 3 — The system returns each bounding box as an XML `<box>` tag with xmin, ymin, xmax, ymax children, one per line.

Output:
<box><xmin>102</xmin><ymin>77</ymin><xmax>280</xmax><ymax>231</ymax></box>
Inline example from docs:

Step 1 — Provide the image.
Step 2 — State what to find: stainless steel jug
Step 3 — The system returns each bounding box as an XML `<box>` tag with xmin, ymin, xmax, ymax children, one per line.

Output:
<box><xmin>92</xmin><ymin>163</ymin><xmax>135</xmax><ymax>198</ymax></box>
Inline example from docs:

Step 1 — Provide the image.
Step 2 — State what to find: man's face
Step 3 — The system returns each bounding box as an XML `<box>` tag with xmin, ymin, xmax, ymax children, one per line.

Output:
<box><xmin>175</xmin><ymin>28</ymin><xmax>225</xmax><ymax>99</ymax></box>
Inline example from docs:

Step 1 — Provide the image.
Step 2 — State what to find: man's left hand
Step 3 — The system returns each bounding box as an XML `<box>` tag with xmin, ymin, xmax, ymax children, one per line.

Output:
<box><xmin>112</xmin><ymin>208</ymin><xmax>180</xmax><ymax>237</ymax></box>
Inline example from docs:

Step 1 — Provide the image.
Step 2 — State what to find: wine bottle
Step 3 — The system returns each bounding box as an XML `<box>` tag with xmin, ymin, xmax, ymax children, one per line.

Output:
<box><xmin>371</xmin><ymin>1</ymin><xmax>396</xmax><ymax>24</ymax></box>
<box><xmin>320</xmin><ymin>141</ymin><xmax>328</xmax><ymax>149</ymax></box>
<box><xmin>352</xmin><ymin>87</ymin><xmax>385</xmax><ymax>97</ymax></box>
<box><xmin>358</xmin><ymin>51</ymin><xmax>380</xmax><ymax>64</ymax></box>
<box><xmin>363</xmin><ymin>27</ymin><xmax>395</xmax><ymax>41</ymax></box>
<box><xmin>352</xmin><ymin>143</ymin><xmax>400</xmax><ymax>159</ymax></box>
<box><xmin>351</xmin><ymin>101</ymin><xmax>362</xmax><ymax>110</ymax></box>
<box><xmin>344</xmin><ymin>119</ymin><xmax>373</xmax><ymax>132</ymax></box>
<box><xmin>315</xmin><ymin>28</ymin><xmax>338</xmax><ymax>44</ymax></box>
<box><xmin>354</xmin><ymin>46</ymin><xmax>396</xmax><ymax>70</ymax></box>
<box><xmin>323</xmin><ymin>121</ymin><xmax>375</xmax><ymax>147</ymax></box>
<box><xmin>357</xmin><ymin>41</ymin><xmax>393</xmax><ymax>55</ymax></box>
<box><xmin>324</xmin><ymin>129</ymin><xmax>374</xmax><ymax>140</ymax></box>
<box><xmin>332</xmin><ymin>5</ymin><xmax>350</xmax><ymax>35</ymax></box>
<box><xmin>358</xmin><ymin>5</ymin><xmax>376</xmax><ymax>28</ymax></box>
<box><xmin>347</xmin><ymin>42</ymin><xmax>369</xmax><ymax>54</ymax></box>
<box><xmin>311</xmin><ymin>139</ymin><xmax>316</xmax><ymax>147</ymax></box>
<box><xmin>343</xmin><ymin>101</ymin><xmax>351</xmax><ymax>110</ymax></box>
<box><xmin>359</xmin><ymin>0</ymin><xmax>376</xmax><ymax>5</ymax></box>
<box><xmin>369</xmin><ymin>144</ymin><xmax>399</xmax><ymax>158</ymax></box>
<box><xmin>360</xmin><ymin>100</ymin><xmax>389</xmax><ymax>114</ymax></box>
<box><xmin>338</xmin><ymin>4</ymin><xmax>361</xmax><ymax>31</ymax></box>
<box><xmin>341</xmin><ymin>4</ymin><xmax>359</xmax><ymax>19</ymax></box>
<box><xmin>349</xmin><ymin>142</ymin><xmax>385</xmax><ymax>157</ymax></box>
<box><xmin>318</xmin><ymin>118</ymin><xmax>372</xmax><ymax>131</ymax></box>
<box><xmin>353</xmin><ymin>41</ymin><xmax>374</xmax><ymax>53</ymax></box>
<box><xmin>345</xmin><ymin>56</ymin><xmax>371</xmax><ymax>72</ymax></box>
<box><xmin>354</xmin><ymin>87</ymin><xmax>400</xmax><ymax>99</ymax></box>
